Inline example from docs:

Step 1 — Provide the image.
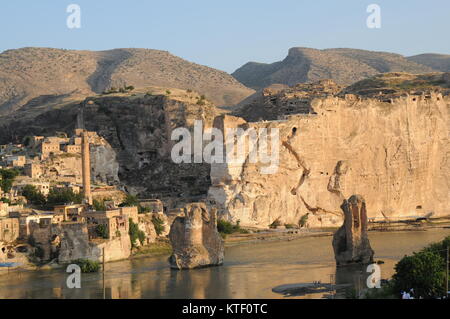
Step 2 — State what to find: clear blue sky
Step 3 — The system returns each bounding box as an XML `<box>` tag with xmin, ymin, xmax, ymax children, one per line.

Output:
<box><xmin>1</xmin><ymin>0</ymin><xmax>449</xmax><ymax>73</ymax></box>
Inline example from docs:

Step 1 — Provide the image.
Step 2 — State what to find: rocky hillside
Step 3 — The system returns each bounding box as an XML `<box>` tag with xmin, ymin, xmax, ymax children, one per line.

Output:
<box><xmin>0</xmin><ymin>47</ymin><xmax>254</xmax><ymax>115</ymax></box>
<box><xmin>234</xmin><ymin>72</ymin><xmax>450</xmax><ymax>122</ymax></box>
<box><xmin>232</xmin><ymin>47</ymin><xmax>437</xmax><ymax>89</ymax></box>
<box><xmin>342</xmin><ymin>72</ymin><xmax>450</xmax><ymax>97</ymax></box>
<box><xmin>0</xmin><ymin>88</ymin><xmax>223</xmax><ymax>208</ymax></box>
<box><xmin>407</xmin><ymin>53</ymin><xmax>450</xmax><ymax>72</ymax></box>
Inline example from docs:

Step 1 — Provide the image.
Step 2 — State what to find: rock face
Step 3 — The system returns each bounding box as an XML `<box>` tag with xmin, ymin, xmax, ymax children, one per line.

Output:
<box><xmin>90</xmin><ymin>143</ymin><xmax>120</xmax><ymax>185</ymax></box>
<box><xmin>208</xmin><ymin>79</ymin><xmax>449</xmax><ymax>228</ymax></box>
<box><xmin>169</xmin><ymin>203</ymin><xmax>224</xmax><ymax>269</ymax></box>
<box><xmin>332</xmin><ymin>195</ymin><xmax>374</xmax><ymax>265</ymax></box>
<box><xmin>0</xmin><ymin>89</ymin><xmax>219</xmax><ymax>209</ymax></box>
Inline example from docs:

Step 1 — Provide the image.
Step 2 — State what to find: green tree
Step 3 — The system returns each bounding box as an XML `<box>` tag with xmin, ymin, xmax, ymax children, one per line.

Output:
<box><xmin>46</xmin><ymin>188</ymin><xmax>83</xmax><ymax>208</ymax></box>
<box><xmin>119</xmin><ymin>194</ymin><xmax>139</xmax><ymax>207</ymax></box>
<box><xmin>151</xmin><ymin>216</ymin><xmax>165</xmax><ymax>236</ymax></box>
<box><xmin>0</xmin><ymin>179</ymin><xmax>13</xmax><ymax>193</ymax></box>
<box><xmin>0</xmin><ymin>168</ymin><xmax>19</xmax><ymax>193</ymax></box>
<box><xmin>299</xmin><ymin>214</ymin><xmax>309</xmax><ymax>228</ymax></box>
<box><xmin>423</xmin><ymin>236</ymin><xmax>450</xmax><ymax>264</ymax></box>
<box><xmin>95</xmin><ymin>224</ymin><xmax>108</xmax><ymax>239</ymax></box>
<box><xmin>0</xmin><ymin>198</ymin><xmax>11</xmax><ymax>204</ymax></box>
<box><xmin>0</xmin><ymin>168</ymin><xmax>19</xmax><ymax>180</ymax></box>
<box><xmin>392</xmin><ymin>250</ymin><xmax>446</xmax><ymax>298</ymax></box>
<box><xmin>22</xmin><ymin>184</ymin><xmax>47</xmax><ymax>206</ymax></box>
<box><xmin>129</xmin><ymin>218</ymin><xmax>146</xmax><ymax>248</ymax></box>
<box><xmin>93</xmin><ymin>199</ymin><xmax>106</xmax><ymax>211</ymax></box>
<box><xmin>74</xmin><ymin>259</ymin><xmax>100</xmax><ymax>273</ymax></box>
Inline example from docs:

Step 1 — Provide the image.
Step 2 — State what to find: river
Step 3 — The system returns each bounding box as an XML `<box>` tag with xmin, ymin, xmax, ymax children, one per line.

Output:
<box><xmin>0</xmin><ymin>228</ymin><xmax>449</xmax><ymax>299</ymax></box>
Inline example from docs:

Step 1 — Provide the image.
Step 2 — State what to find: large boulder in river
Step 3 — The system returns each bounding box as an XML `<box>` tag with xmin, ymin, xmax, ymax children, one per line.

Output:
<box><xmin>169</xmin><ymin>203</ymin><xmax>224</xmax><ymax>269</ymax></box>
<box><xmin>332</xmin><ymin>195</ymin><xmax>374</xmax><ymax>265</ymax></box>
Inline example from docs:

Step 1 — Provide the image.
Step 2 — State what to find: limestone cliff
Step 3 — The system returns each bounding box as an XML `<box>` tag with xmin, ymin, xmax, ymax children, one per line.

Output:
<box><xmin>208</xmin><ymin>87</ymin><xmax>449</xmax><ymax>227</ymax></box>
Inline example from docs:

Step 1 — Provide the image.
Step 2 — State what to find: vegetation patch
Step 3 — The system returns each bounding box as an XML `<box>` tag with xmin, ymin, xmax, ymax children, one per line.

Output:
<box><xmin>129</xmin><ymin>218</ymin><xmax>146</xmax><ymax>248</ymax></box>
<box><xmin>269</xmin><ymin>218</ymin><xmax>282</xmax><ymax>229</ymax></box>
<box><xmin>133</xmin><ymin>240</ymin><xmax>172</xmax><ymax>257</ymax></box>
<box><xmin>151</xmin><ymin>216</ymin><xmax>165</xmax><ymax>236</ymax></box>
<box><xmin>95</xmin><ymin>224</ymin><xmax>108</xmax><ymax>239</ymax></box>
<box><xmin>73</xmin><ymin>259</ymin><xmax>100</xmax><ymax>273</ymax></box>
<box><xmin>217</xmin><ymin>219</ymin><xmax>248</xmax><ymax>238</ymax></box>
<box><xmin>299</xmin><ymin>214</ymin><xmax>309</xmax><ymax>228</ymax></box>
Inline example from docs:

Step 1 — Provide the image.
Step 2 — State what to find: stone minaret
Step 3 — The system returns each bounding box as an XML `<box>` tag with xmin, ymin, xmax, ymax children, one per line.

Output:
<box><xmin>81</xmin><ymin>130</ymin><xmax>93</xmax><ymax>205</ymax></box>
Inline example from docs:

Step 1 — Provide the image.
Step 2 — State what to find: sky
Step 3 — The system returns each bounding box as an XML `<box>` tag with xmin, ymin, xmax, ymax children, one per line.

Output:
<box><xmin>0</xmin><ymin>0</ymin><xmax>449</xmax><ymax>73</ymax></box>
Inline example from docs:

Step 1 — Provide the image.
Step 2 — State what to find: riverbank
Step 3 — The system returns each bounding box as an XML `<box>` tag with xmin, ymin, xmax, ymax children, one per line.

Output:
<box><xmin>223</xmin><ymin>217</ymin><xmax>450</xmax><ymax>247</ymax></box>
<box><xmin>2</xmin><ymin>218</ymin><xmax>449</xmax><ymax>277</ymax></box>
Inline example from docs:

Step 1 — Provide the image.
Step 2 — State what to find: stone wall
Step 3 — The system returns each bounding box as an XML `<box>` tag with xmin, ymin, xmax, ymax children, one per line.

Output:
<box><xmin>30</xmin><ymin>221</ymin><xmax>131</xmax><ymax>263</ymax></box>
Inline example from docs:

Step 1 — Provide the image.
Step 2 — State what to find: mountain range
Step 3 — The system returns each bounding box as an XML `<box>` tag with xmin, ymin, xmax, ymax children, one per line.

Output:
<box><xmin>0</xmin><ymin>46</ymin><xmax>449</xmax><ymax>116</ymax></box>
<box><xmin>232</xmin><ymin>47</ymin><xmax>450</xmax><ymax>89</ymax></box>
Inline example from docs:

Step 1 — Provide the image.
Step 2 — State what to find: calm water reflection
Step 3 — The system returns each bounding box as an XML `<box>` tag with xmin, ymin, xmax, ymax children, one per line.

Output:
<box><xmin>0</xmin><ymin>229</ymin><xmax>449</xmax><ymax>299</ymax></box>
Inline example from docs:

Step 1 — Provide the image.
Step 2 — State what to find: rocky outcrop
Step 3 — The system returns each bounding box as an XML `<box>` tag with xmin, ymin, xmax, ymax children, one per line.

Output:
<box><xmin>208</xmin><ymin>84</ymin><xmax>450</xmax><ymax>228</ymax></box>
<box><xmin>332</xmin><ymin>195</ymin><xmax>374</xmax><ymax>265</ymax></box>
<box><xmin>169</xmin><ymin>203</ymin><xmax>224</xmax><ymax>270</ymax></box>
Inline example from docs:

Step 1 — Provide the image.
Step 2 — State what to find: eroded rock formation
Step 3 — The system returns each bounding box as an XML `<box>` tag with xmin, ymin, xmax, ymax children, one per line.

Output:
<box><xmin>208</xmin><ymin>83</ymin><xmax>449</xmax><ymax>228</ymax></box>
<box><xmin>169</xmin><ymin>203</ymin><xmax>224</xmax><ymax>269</ymax></box>
<box><xmin>332</xmin><ymin>195</ymin><xmax>374</xmax><ymax>265</ymax></box>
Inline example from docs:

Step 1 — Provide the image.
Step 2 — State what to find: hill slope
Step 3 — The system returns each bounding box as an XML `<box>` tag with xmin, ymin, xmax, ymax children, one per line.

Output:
<box><xmin>0</xmin><ymin>47</ymin><xmax>254</xmax><ymax>115</ymax></box>
<box><xmin>407</xmin><ymin>53</ymin><xmax>450</xmax><ymax>72</ymax></box>
<box><xmin>232</xmin><ymin>47</ymin><xmax>436</xmax><ymax>89</ymax></box>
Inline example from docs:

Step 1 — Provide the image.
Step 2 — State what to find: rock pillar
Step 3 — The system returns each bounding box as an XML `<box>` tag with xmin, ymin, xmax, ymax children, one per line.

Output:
<box><xmin>169</xmin><ymin>203</ymin><xmax>224</xmax><ymax>269</ymax></box>
<box><xmin>332</xmin><ymin>195</ymin><xmax>374</xmax><ymax>265</ymax></box>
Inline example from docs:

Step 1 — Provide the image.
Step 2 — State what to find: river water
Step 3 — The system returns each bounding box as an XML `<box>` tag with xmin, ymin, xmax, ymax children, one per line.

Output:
<box><xmin>0</xmin><ymin>228</ymin><xmax>449</xmax><ymax>299</ymax></box>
